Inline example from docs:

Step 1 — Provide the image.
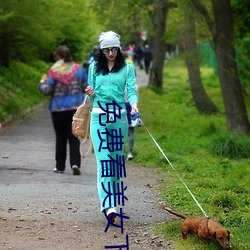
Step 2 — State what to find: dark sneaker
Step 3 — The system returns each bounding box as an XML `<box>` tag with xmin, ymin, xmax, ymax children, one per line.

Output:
<box><xmin>72</xmin><ymin>165</ymin><xmax>81</xmax><ymax>175</ymax></box>
<box><xmin>53</xmin><ymin>168</ymin><xmax>64</xmax><ymax>173</ymax></box>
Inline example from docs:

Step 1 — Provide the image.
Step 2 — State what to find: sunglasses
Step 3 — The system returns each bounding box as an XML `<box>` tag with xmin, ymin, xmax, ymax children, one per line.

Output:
<box><xmin>102</xmin><ymin>47</ymin><xmax>119</xmax><ymax>55</ymax></box>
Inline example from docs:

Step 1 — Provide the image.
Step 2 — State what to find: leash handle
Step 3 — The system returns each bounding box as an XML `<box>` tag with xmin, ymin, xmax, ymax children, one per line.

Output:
<box><xmin>139</xmin><ymin>118</ymin><xmax>209</xmax><ymax>218</ymax></box>
<box><xmin>79</xmin><ymin>136</ymin><xmax>93</xmax><ymax>158</ymax></box>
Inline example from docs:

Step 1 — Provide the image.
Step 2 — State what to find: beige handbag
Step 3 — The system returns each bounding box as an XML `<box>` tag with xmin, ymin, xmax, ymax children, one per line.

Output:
<box><xmin>72</xmin><ymin>95</ymin><xmax>93</xmax><ymax>158</ymax></box>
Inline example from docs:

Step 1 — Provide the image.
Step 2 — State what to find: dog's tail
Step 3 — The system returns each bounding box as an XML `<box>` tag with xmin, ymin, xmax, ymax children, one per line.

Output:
<box><xmin>161</xmin><ymin>206</ymin><xmax>187</xmax><ymax>220</ymax></box>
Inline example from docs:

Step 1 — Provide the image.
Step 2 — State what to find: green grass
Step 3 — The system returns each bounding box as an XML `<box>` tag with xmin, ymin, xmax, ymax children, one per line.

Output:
<box><xmin>0</xmin><ymin>60</ymin><xmax>50</xmax><ymax>123</ymax></box>
<box><xmin>131</xmin><ymin>58</ymin><xmax>250</xmax><ymax>250</ymax></box>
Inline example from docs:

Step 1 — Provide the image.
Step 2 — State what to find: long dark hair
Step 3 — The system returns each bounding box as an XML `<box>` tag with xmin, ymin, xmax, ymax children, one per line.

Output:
<box><xmin>95</xmin><ymin>48</ymin><xmax>126</xmax><ymax>75</ymax></box>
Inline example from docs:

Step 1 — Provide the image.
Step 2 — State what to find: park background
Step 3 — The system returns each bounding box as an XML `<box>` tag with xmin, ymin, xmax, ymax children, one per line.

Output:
<box><xmin>0</xmin><ymin>1</ymin><xmax>249</xmax><ymax>249</ymax></box>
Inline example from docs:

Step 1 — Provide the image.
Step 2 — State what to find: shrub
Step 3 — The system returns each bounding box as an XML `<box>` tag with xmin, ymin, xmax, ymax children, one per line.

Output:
<box><xmin>210</xmin><ymin>191</ymin><xmax>237</xmax><ymax>209</ymax></box>
<box><xmin>210</xmin><ymin>135</ymin><xmax>250</xmax><ymax>159</ymax></box>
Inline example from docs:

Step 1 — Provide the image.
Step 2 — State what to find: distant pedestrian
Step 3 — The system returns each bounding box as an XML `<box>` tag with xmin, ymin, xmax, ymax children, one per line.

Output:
<box><xmin>87</xmin><ymin>46</ymin><xmax>99</xmax><ymax>70</ymax></box>
<box><xmin>134</xmin><ymin>45</ymin><xmax>144</xmax><ymax>69</ymax></box>
<box><xmin>39</xmin><ymin>45</ymin><xmax>88</xmax><ymax>175</ymax></box>
<box><xmin>143</xmin><ymin>44</ymin><xmax>152</xmax><ymax>74</ymax></box>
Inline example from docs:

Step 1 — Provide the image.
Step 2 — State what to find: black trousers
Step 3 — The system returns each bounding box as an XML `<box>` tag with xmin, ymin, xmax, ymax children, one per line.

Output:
<box><xmin>51</xmin><ymin>110</ymin><xmax>80</xmax><ymax>171</ymax></box>
<box><xmin>144</xmin><ymin>59</ymin><xmax>151</xmax><ymax>74</ymax></box>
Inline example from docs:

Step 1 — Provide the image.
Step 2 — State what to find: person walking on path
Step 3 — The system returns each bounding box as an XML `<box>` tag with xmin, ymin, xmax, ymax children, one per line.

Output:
<box><xmin>143</xmin><ymin>44</ymin><xmax>153</xmax><ymax>75</ymax></box>
<box><xmin>85</xmin><ymin>31</ymin><xmax>138</xmax><ymax>221</ymax></box>
<box><xmin>39</xmin><ymin>45</ymin><xmax>88</xmax><ymax>175</ymax></box>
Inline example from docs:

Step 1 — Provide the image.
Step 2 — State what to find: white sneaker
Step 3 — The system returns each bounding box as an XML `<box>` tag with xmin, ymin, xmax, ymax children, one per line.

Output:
<box><xmin>107</xmin><ymin>207</ymin><xmax>117</xmax><ymax>215</ymax></box>
<box><xmin>53</xmin><ymin>168</ymin><xmax>64</xmax><ymax>173</ymax></box>
<box><xmin>127</xmin><ymin>152</ymin><xmax>133</xmax><ymax>160</ymax></box>
<box><xmin>106</xmin><ymin>207</ymin><xmax>117</xmax><ymax>222</ymax></box>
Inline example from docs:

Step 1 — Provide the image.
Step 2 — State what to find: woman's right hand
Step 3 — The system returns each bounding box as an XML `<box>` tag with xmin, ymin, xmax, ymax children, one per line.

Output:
<box><xmin>85</xmin><ymin>86</ymin><xmax>95</xmax><ymax>97</ymax></box>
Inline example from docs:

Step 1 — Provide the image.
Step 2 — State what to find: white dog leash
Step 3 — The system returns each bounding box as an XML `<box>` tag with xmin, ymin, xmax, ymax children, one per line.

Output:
<box><xmin>139</xmin><ymin>118</ymin><xmax>209</xmax><ymax>218</ymax></box>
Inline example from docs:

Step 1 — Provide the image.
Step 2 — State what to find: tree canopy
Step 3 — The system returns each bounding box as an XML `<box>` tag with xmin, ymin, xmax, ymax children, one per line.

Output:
<box><xmin>0</xmin><ymin>0</ymin><xmax>99</xmax><ymax>66</ymax></box>
<box><xmin>0</xmin><ymin>0</ymin><xmax>249</xmax><ymax>134</ymax></box>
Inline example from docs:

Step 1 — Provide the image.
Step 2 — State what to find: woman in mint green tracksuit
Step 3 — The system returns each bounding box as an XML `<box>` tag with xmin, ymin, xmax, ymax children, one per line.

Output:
<box><xmin>86</xmin><ymin>31</ymin><xmax>138</xmax><ymax>222</ymax></box>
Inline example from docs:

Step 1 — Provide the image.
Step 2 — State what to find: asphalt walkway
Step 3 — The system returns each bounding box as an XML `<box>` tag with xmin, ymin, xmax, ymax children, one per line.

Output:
<box><xmin>0</xmin><ymin>69</ymin><xmax>172</xmax><ymax>249</ymax></box>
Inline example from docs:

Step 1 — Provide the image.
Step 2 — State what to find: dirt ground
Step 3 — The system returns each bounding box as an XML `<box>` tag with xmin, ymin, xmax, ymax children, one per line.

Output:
<box><xmin>0</xmin><ymin>92</ymin><xmax>174</xmax><ymax>249</ymax></box>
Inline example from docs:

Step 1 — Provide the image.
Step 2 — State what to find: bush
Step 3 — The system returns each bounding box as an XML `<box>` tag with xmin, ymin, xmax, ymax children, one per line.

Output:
<box><xmin>0</xmin><ymin>60</ymin><xmax>49</xmax><ymax>123</ymax></box>
<box><xmin>210</xmin><ymin>134</ymin><xmax>250</xmax><ymax>159</ymax></box>
<box><xmin>210</xmin><ymin>191</ymin><xmax>237</xmax><ymax>209</ymax></box>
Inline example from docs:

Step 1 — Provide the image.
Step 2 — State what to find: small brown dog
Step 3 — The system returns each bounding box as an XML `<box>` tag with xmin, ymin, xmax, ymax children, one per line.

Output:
<box><xmin>163</xmin><ymin>207</ymin><xmax>231</xmax><ymax>249</ymax></box>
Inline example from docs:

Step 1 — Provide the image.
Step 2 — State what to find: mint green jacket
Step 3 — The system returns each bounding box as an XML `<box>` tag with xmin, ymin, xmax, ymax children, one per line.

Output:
<box><xmin>87</xmin><ymin>62</ymin><xmax>138</xmax><ymax>110</ymax></box>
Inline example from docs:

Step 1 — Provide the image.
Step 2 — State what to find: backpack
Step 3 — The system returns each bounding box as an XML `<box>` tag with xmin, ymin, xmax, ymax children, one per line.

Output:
<box><xmin>72</xmin><ymin>95</ymin><xmax>93</xmax><ymax>158</ymax></box>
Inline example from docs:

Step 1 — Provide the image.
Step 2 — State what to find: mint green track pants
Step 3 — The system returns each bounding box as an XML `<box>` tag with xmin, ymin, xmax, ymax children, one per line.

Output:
<box><xmin>90</xmin><ymin>110</ymin><xmax>128</xmax><ymax>211</ymax></box>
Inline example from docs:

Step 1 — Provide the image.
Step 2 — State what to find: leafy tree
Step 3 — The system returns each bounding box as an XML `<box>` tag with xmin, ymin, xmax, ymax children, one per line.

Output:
<box><xmin>164</xmin><ymin>2</ymin><xmax>184</xmax><ymax>44</ymax></box>
<box><xmin>148</xmin><ymin>0</ymin><xmax>177</xmax><ymax>89</ymax></box>
<box><xmin>232</xmin><ymin>0</ymin><xmax>250</xmax><ymax>40</ymax></box>
<box><xmin>0</xmin><ymin>0</ymin><xmax>57</xmax><ymax>66</ymax></box>
<box><xmin>190</xmin><ymin>0</ymin><xmax>250</xmax><ymax>134</ymax></box>
<box><xmin>54</xmin><ymin>1</ymin><xmax>99</xmax><ymax>62</ymax></box>
<box><xmin>232</xmin><ymin>0</ymin><xmax>250</xmax><ymax>95</ymax></box>
<box><xmin>91</xmin><ymin>0</ymin><xmax>155</xmax><ymax>47</ymax></box>
<box><xmin>0</xmin><ymin>0</ymin><xmax>99</xmax><ymax>67</ymax></box>
<box><xmin>183</xmin><ymin>1</ymin><xmax>218</xmax><ymax>114</ymax></box>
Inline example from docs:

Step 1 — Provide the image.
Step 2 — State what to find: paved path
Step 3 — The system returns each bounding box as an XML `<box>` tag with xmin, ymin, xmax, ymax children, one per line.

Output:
<box><xmin>0</xmin><ymin>71</ymin><xmax>172</xmax><ymax>249</ymax></box>
<box><xmin>135</xmin><ymin>68</ymin><xmax>149</xmax><ymax>88</ymax></box>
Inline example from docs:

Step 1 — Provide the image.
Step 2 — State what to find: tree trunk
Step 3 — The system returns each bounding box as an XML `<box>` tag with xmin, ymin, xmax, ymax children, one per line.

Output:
<box><xmin>212</xmin><ymin>0</ymin><xmax>250</xmax><ymax>134</ymax></box>
<box><xmin>147</xmin><ymin>0</ymin><xmax>169</xmax><ymax>89</ymax></box>
<box><xmin>184</xmin><ymin>4</ymin><xmax>218</xmax><ymax>114</ymax></box>
<box><xmin>191</xmin><ymin>0</ymin><xmax>250</xmax><ymax>134</ymax></box>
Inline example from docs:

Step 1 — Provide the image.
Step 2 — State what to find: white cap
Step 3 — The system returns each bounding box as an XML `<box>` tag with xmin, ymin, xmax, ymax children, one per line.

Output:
<box><xmin>99</xmin><ymin>31</ymin><xmax>121</xmax><ymax>49</ymax></box>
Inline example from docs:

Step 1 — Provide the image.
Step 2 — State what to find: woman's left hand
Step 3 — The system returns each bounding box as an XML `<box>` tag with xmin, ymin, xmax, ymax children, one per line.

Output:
<box><xmin>131</xmin><ymin>103</ymin><xmax>138</xmax><ymax>116</ymax></box>
<box><xmin>85</xmin><ymin>86</ymin><xmax>96</xmax><ymax>97</ymax></box>
<box><xmin>40</xmin><ymin>74</ymin><xmax>47</xmax><ymax>83</ymax></box>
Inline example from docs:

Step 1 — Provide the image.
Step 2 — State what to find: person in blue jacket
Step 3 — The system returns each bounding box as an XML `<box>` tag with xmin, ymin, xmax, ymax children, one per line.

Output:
<box><xmin>39</xmin><ymin>45</ymin><xmax>88</xmax><ymax>175</ymax></box>
<box><xmin>85</xmin><ymin>31</ymin><xmax>138</xmax><ymax>222</ymax></box>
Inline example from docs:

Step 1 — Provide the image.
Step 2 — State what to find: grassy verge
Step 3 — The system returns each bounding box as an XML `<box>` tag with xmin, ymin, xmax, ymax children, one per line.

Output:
<box><xmin>132</xmin><ymin>58</ymin><xmax>250</xmax><ymax>250</ymax></box>
<box><xmin>0</xmin><ymin>60</ymin><xmax>50</xmax><ymax>125</ymax></box>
